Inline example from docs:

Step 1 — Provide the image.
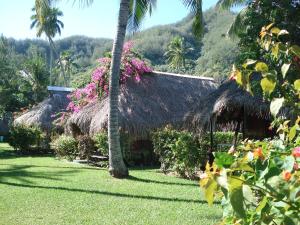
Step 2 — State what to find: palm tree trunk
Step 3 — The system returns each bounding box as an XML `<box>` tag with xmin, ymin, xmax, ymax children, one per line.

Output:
<box><xmin>50</xmin><ymin>46</ymin><xmax>53</xmax><ymax>85</ymax></box>
<box><xmin>48</xmin><ymin>37</ymin><xmax>67</xmax><ymax>87</ymax></box>
<box><xmin>108</xmin><ymin>0</ymin><xmax>130</xmax><ymax>178</ymax></box>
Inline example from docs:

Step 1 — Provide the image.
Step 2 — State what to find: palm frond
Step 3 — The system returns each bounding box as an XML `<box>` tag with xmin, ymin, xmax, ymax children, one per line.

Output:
<box><xmin>181</xmin><ymin>0</ymin><xmax>203</xmax><ymax>39</ymax></box>
<box><xmin>216</xmin><ymin>0</ymin><xmax>247</xmax><ymax>10</ymax></box>
<box><xmin>227</xmin><ymin>7</ymin><xmax>248</xmax><ymax>39</ymax></box>
<box><xmin>127</xmin><ymin>0</ymin><xmax>157</xmax><ymax>33</ymax></box>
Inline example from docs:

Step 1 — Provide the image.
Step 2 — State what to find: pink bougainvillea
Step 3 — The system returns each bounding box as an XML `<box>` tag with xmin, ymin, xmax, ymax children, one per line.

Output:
<box><xmin>66</xmin><ymin>42</ymin><xmax>152</xmax><ymax>114</ymax></box>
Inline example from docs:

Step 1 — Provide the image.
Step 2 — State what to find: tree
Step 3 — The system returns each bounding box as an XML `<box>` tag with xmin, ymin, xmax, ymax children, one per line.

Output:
<box><xmin>56</xmin><ymin>51</ymin><xmax>78</xmax><ymax>86</ymax></box>
<box><xmin>164</xmin><ymin>36</ymin><xmax>193</xmax><ymax>70</ymax></box>
<box><xmin>30</xmin><ymin>6</ymin><xmax>67</xmax><ymax>86</ymax></box>
<box><xmin>23</xmin><ymin>53</ymin><xmax>49</xmax><ymax>102</ymax></box>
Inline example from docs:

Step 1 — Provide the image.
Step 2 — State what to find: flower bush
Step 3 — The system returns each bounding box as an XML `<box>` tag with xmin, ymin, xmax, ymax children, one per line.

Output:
<box><xmin>66</xmin><ymin>42</ymin><xmax>152</xmax><ymax>113</ymax></box>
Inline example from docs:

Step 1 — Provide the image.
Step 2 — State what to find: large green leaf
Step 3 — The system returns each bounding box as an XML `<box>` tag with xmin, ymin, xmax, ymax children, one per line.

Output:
<box><xmin>255</xmin><ymin>62</ymin><xmax>269</xmax><ymax>73</ymax></box>
<box><xmin>228</xmin><ymin>176</ymin><xmax>246</xmax><ymax>218</ymax></box>
<box><xmin>270</xmin><ymin>98</ymin><xmax>284</xmax><ymax>117</ymax></box>
<box><xmin>261</xmin><ymin>77</ymin><xmax>276</xmax><ymax>95</ymax></box>
<box><xmin>281</xmin><ymin>63</ymin><xmax>291</xmax><ymax>78</ymax></box>
<box><xmin>214</xmin><ymin>152</ymin><xmax>234</xmax><ymax>168</ymax></box>
<box><xmin>289</xmin><ymin>125</ymin><xmax>297</xmax><ymax>141</ymax></box>
<box><xmin>294</xmin><ymin>79</ymin><xmax>300</xmax><ymax>91</ymax></box>
<box><xmin>204</xmin><ymin>179</ymin><xmax>218</xmax><ymax>206</ymax></box>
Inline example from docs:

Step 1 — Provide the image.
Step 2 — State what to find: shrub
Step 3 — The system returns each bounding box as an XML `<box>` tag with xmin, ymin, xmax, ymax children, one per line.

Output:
<box><xmin>51</xmin><ymin>135</ymin><xmax>78</xmax><ymax>160</ymax></box>
<box><xmin>93</xmin><ymin>132</ymin><xmax>109</xmax><ymax>156</ymax></box>
<box><xmin>152</xmin><ymin>126</ymin><xmax>204</xmax><ymax>178</ymax></box>
<box><xmin>77</xmin><ymin>135</ymin><xmax>95</xmax><ymax>159</ymax></box>
<box><xmin>152</xmin><ymin>126</ymin><xmax>241</xmax><ymax>177</ymax></box>
<box><xmin>8</xmin><ymin>124</ymin><xmax>46</xmax><ymax>152</ymax></box>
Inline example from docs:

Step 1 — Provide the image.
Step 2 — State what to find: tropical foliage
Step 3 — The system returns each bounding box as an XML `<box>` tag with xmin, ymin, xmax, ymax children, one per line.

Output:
<box><xmin>199</xmin><ymin>25</ymin><xmax>300</xmax><ymax>225</ymax></box>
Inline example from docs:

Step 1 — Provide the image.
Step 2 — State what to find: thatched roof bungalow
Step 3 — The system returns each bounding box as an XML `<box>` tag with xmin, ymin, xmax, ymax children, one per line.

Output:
<box><xmin>14</xmin><ymin>92</ymin><xmax>70</xmax><ymax>132</ymax></box>
<box><xmin>66</xmin><ymin>71</ymin><xmax>217</xmax><ymax>139</ymax></box>
<box><xmin>185</xmin><ymin>79</ymin><xmax>272</xmax><ymax>139</ymax></box>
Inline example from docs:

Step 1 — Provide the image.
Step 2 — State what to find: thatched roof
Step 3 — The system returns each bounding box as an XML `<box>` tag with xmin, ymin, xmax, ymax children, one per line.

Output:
<box><xmin>66</xmin><ymin>71</ymin><xmax>217</xmax><ymax>138</ymax></box>
<box><xmin>184</xmin><ymin>79</ymin><xmax>270</xmax><ymax>132</ymax></box>
<box><xmin>14</xmin><ymin>93</ymin><xmax>70</xmax><ymax>131</ymax></box>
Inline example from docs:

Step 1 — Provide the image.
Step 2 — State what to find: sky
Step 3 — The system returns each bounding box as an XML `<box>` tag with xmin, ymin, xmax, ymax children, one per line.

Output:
<box><xmin>0</xmin><ymin>0</ymin><xmax>220</xmax><ymax>40</ymax></box>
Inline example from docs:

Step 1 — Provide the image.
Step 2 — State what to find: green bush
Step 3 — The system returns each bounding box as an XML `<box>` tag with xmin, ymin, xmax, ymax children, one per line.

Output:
<box><xmin>152</xmin><ymin>126</ymin><xmax>204</xmax><ymax>178</ymax></box>
<box><xmin>152</xmin><ymin>126</ymin><xmax>241</xmax><ymax>177</ymax></box>
<box><xmin>77</xmin><ymin>135</ymin><xmax>95</xmax><ymax>159</ymax></box>
<box><xmin>93</xmin><ymin>132</ymin><xmax>109</xmax><ymax>156</ymax></box>
<box><xmin>51</xmin><ymin>135</ymin><xmax>78</xmax><ymax>160</ymax></box>
<box><xmin>8</xmin><ymin>124</ymin><xmax>46</xmax><ymax>152</ymax></box>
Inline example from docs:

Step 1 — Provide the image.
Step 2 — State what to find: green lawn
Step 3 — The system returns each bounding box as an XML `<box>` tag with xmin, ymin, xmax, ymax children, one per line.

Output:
<box><xmin>0</xmin><ymin>143</ymin><xmax>221</xmax><ymax>225</ymax></box>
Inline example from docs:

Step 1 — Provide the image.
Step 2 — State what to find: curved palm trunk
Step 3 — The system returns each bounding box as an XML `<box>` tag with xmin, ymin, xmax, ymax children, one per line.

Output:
<box><xmin>108</xmin><ymin>0</ymin><xmax>130</xmax><ymax>178</ymax></box>
<box><xmin>49</xmin><ymin>46</ymin><xmax>53</xmax><ymax>85</ymax></box>
<box><xmin>48</xmin><ymin>37</ymin><xmax>67</xmax><ymax>86</ymax></box>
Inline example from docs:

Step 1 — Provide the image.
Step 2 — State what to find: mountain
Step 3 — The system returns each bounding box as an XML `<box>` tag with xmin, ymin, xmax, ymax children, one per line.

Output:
<box><xmin>5</xmin><ymin>7</ymin><xmax>238</xmax><ymax>86</ymax></box>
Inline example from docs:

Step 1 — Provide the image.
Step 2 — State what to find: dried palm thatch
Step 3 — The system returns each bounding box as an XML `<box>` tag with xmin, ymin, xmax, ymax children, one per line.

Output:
<box><xmin>185</xmin><ymin>79</ymin><xmax>270</xmax><ymax>132</ymax></box>
<box><xmin>66</xmin><ymin>71</ymin><xmax>217</xmax><ymax>139</ymax></box>
<box><xmin>14</xmin><ymin>93</ymin><xmax>70</xmax><ymax>132</ymax></box>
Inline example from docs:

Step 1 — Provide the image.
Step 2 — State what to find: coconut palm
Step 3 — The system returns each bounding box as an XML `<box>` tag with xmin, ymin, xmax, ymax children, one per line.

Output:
<box><xmin>164</xmin><ymin>36</ymin><xmax>193</xmax><ymax>70</ymax></box>
<box><xmin>30</xmin><ymin>6</ymin><xmax>67</xmax><ymax>86</ymax></box>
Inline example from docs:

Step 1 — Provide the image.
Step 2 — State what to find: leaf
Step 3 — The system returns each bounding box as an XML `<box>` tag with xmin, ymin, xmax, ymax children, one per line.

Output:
<box><xmin>289</xmin><ymin>125</ymin><xmax>297</xmax><ymax>141</ymax></box>
<box><xmin>243</xmin><ymin>59</ymin><xmax>257</xmax><ymax>68</ymax></box>
<box><xmin>231</xmin><ymin>161</ymin><xmax>254</xmax><ymax>172</ymax></box>
<box><xmin>214</xmin><ymin>152</ymin><xmax>234</xmax><ymax>168</ymax></box>
<box><xmin>294</xmin><ymin>79</ymin><xmax>300</xmax><ymax>91</ymax></box>
<box><xmin>228</xmin><ymin>176</ymin><xmax>246</xmax><ymax>218</ymax></box>
<box><xmin>255</xmin><ymin>62</ymin><xmax>269</xmax><ymax>73</ymax></box>
<box><xmin>270</xmin><ymin>27</ymin><xmax>280</xmax><ymax>35</ymax></box>
<box><xmin>243</xmin><ymin>185</ymin><xmax>254</xmax><ymax>204</ymax></box>
<box><xmin>291</xmin><ymin>45</ymin><xmax>300</xmax><ymax>57</ymax></box>
<box><xmin>266</xmin><ymin>23</ymin><xmax>274</xmax><ymax>30</ymax></box>
<box><xmin>278</xmin><ymin>30</ymin><xmax>289</xmax><ymax>36</ymax></box>
<box><xmin>256</xmin><ymin>196</ymin><xmax>268</xmax><ymax>213</ymax></box>
<box><xmin>281</xmin><ymin>63</ymin><xmax>291</xmax><ymax>78</ymax></box>
<box><xmin>204</xmin><ymin>179</ymin><xmax>218</xmax><ymax>206</ymax></box>
<box><xmin>271</xmin><ymin>43</ymin><xmax>279</xmax><ymax>59</ymax></box>
<box><xmin>261</xmin><ymin>77</ymin><xmax>276</xmax><ymax>95</ymax></box>
<box><xmin>278</xmin><ymin>43</ymin><xmax>288</xmax><ymax>52</ymax></box>
<box><xmin>282</xmin><ymin>156</ymin><xmax>295</xmax><ymax>172</ymax></box>
<box><xmin>270</xmin><ymin>98</ymin><xmax>284</xmax><ymax>117</ymax></box>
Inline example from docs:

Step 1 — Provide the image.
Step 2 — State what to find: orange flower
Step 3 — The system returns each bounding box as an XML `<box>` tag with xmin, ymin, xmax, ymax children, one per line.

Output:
<box><xmin>253</xmin><ymin>147</ymin><xmax>264</xmax><ymax>159</ymax></box>
<box><xmin>282</xmin><ymin>171</ymin><xmax>292</xmax><ymax>181</ymax></box>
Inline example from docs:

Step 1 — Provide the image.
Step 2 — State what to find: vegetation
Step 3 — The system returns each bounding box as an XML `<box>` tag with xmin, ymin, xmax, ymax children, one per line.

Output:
<box><xmin>51</xmin><ymin>135</ymin><xmax>78</xmax><ymax>160</ymax></box>
<box><xmin>152</xmin><ymin>126</ymin><xmax>241</xmax><ymax>178</ymax></box>
<box><xmin>7</xmin><ymin>124</ymin><xmax>47</xmax><ymax>153</ymax></box>
<box><xmin>200</xmin><ymin>24</ymin><xmax>300</xmax><ymax>225</ymax></box>
<box><xmin>0</xmin><ymin>143</ymin><xmax>221</xmax><ymax>225</ymax></box>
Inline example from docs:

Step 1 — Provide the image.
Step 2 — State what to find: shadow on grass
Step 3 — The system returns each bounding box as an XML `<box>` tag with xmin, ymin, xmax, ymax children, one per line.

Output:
<box><xmin>0</xmin><ymin>164</ymin><xmax>83</xmax><ymax>184</ymax></box>
<box><xmin>0</xmin><ymin>181</ymin><xmax>218</xmax><ymax>205</ymax></box>
<box><xmin>128</xmin><ymin>175</ymin><xmax>198</xmax><ymax>187</ymax></box>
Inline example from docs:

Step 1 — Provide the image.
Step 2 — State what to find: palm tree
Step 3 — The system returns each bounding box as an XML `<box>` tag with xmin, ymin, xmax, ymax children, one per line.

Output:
<box><xmin>34</xmin><ymin>0</ymin><xmax>204</xmax><ymax>178</ymax></box>
<box><xmin>56</xmin><ymin>51</ymin><xmax>78</xmax><ymax>86</ymax></box>
<box><xmin>30</xmin><ymin>6</ymin><xmax>67</xmax><ymax>86</ymax></box>
<box><xmin>164</xmin><ymin>36</ymin><xmax>193</xmax><ymax>70</ymax></box>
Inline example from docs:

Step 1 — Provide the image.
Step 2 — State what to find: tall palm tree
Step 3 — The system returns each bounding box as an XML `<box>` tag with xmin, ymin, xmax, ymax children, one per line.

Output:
<box><xmin>34</xmin><ymin>0</ymin><xmax>204</xmax><ymax>178</ymax></box>
<box><xmin>30</xmin><ymin>6</ymin><xmax>67</xmax><ymax>86</ymax></box>
<box><xmin>164</xmin><ymin>36</ymin><xmax>193</xmax><ymax>70</ymax></box>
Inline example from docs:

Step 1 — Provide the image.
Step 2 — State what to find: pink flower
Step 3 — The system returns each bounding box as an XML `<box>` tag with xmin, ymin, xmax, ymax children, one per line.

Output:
<box><xmin>97</xmin><ymin>57</ymin><xmax>111</xmax><ymax>64</ymax></box>
<box><xmin>135</xmin><ymin>75</ymin><xmax>141</xmax><ymax>82</ymax></box>
<box><xmin>92</xmin><ymin>67</ymin><xmax>106</xmax><ymax>82</ymax></box>
<box><xmin>292</xmin><ymin>147</ymin><xmax>300</xmax><ymax>158</ymax></box>
<box><xmin>123</xmin><ymin>41</ymin><xmax>134</xmax><ymax>53</ymax></box>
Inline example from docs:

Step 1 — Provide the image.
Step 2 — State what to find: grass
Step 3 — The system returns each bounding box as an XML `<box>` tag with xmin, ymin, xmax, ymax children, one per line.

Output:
<box><xmin>0</xmin><ymin>143</ymin><xmax>222</xmax><ymax>225</ymax></box>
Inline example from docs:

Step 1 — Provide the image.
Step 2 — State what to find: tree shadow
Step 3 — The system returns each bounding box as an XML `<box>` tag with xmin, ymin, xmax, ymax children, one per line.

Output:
<box><xmin>0</xmin><ymin>164</ymin><xmax>82</xmax><ymax>184</ymax></box>
<box><xmin>0</xmin><ymin>181</ymin><xmax>219</xmax><ymax>205</ymax></box>
<box><xmin>128</xmin><ymin>175</ymin><xmax>198</xmax><ymax>187</ymax></box>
